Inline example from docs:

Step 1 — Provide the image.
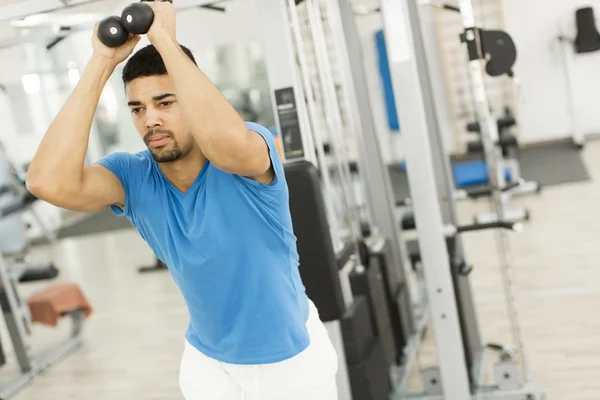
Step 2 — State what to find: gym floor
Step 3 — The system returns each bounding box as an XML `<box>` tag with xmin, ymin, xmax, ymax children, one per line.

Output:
<box><xmin>1</xmin><ymin>140</ymin><xmax>599</xmax><ymax>399</ymax></box>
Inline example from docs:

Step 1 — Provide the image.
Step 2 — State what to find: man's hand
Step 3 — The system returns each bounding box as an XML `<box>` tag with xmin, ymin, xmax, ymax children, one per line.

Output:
<box><xmin>145</xmin><ymin>1</ymin><xmax>177</xmax><ymax>47</ymax></box>
<box><xmin>92</xmin><ymin>22</ymin><xmax>141</xmax><ymax>67</ymax></box>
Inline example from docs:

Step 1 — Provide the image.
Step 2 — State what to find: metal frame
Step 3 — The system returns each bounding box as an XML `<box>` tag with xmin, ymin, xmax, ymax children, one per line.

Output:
<box><xmin>333</xmin><ymin>0</ymin><xmax>417</xmax><ymax>338</ymax></box>
<box><xmin>303</xmin><ymin>0</ymin><xmax>363</xmax><ymax>243</ymax></box>
<box><xmin>379</xmin><ymin>0</ymin><xmax>471</xmax><ymax>398</ymax></box>
<box><xmin>378</xmin><ymin>1</ymin><xmax>545</xmax><ymax>398</ymax></box>
<box><xmin>0</xmin><ymin>218</ymin><xmax>84</xmax><ymax>398</ymax></box>
<box><xmin>403</xmin><ymin>0</ymin><xmax>486</xmax><ymax>382</ymax></box>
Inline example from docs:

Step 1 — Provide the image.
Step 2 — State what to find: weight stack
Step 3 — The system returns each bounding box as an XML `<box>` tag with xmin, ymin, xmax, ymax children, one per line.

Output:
<box><xmin>369</xmin><ymin>240</ymin><xmax>411</xmax><ymax>358</ymax></box>
<box><xmin>347</xmin><ymin>338</ymin><xmax>392</xmax><ymax>400</ymax></box>
<box><xmin>349</xmin><ymin>258</ymin><xmax>397</xmax><ymax>369</ymax></box>
<box><xmin>341</xmin><ymin>296</ymin><xmax>374</xmax><ymax>365</ymax></box>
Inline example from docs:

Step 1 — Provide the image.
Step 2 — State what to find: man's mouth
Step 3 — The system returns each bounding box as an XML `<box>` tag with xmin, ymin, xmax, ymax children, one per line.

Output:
<box><xmin>148</xmin><ymin>136</ymin><xmax>171</xmax><ymax>147</ymax></box>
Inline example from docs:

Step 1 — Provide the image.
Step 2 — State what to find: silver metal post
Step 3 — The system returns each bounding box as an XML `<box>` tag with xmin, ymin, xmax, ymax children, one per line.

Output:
<box><xmin>457</xmin><ymin>0</ymin><xmax>506</xmax><ymax>221</ymax></box>
<box><xmin>380</xmin><ymin>0</ymin><xmax>471</xmax><ymax>398</ymax></box>
<box><xmin>409</xmin><ymin>0</ymin><xmax>485</xmax><ymax>381</ymax></box>
<box><xmin>333</xmin><ymin>0</ymin><xmax>417</xmax><ymax>333</ymax></box>
<box><xmin>457</xmin><ymin>0</ymin><xmax>531</xmax><ymax>383</ymax></box>
<box><xmin>0</xmin><ymin>254</ymin><xmax>34</xmax><ymax>373</ymax></box>
<box><xmin>304</xmin><ymin>0</ymin><xmax>363</xmax><ymax>243</ymax></box>
<box><xmin>286</xmin><ymin>0</ymin><xmax>343</xmax><ymax>245</ymax></box>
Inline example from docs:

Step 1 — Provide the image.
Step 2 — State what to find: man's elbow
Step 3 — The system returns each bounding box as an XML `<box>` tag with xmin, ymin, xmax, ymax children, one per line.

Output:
<box><xmin>26</xmin><ymin>172</ymin><xmax>69</xmax><ymax>205</ymax></box>
<box><xmin>26</xmin><ymin>171</ymin><xmax>49</xmax><ymax>198</ymax></box>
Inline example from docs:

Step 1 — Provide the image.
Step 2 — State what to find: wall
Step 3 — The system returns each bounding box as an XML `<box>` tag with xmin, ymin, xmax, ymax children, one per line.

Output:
<box><xmin>503</xmin><ymin>0</ymin><xmax>600</xmax><ymax>142</ymax></box>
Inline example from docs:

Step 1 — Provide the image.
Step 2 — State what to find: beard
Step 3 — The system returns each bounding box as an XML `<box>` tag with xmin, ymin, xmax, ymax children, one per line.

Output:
<box><xmin>144</xmin><ymin>128</ymin><xmax>183</xmax><ymax>163</ymax></box>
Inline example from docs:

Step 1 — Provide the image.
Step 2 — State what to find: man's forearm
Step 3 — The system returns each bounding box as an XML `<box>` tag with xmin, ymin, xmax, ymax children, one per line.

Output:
<box><xmin>154</xmin><ymin>38</ymin><xmax>251</xmax><ymax>169</ymax></box>
<box><xmin>27</xmin><ymin>54</ymin><xmax>115</xmax><ymax>196</ymax></box>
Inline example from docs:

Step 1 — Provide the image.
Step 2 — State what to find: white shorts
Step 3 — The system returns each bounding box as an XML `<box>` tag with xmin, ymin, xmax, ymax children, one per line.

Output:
<box><xmin>179</xmin><ymin>300</ymin><xmax>339</xmax><ymax>400</ymax></box>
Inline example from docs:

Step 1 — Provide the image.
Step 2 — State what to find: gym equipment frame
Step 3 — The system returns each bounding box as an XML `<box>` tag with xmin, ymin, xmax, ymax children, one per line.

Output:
<box><xmin>0</xmin><ymin>200</ymin><xmax>85</xmax><ymax>399</ymax></box>
<box><xmin>376</xmin><ymin>0</ymin><xmax>545</xmax><ymax>398</ymax></box>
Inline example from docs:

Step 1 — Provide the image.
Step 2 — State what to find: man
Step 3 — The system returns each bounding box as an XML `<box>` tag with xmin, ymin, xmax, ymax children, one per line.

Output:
<box><xmin>26</xmin><ymin>3</ymin><xmax>338</xmax><ymax>399</ymax></box>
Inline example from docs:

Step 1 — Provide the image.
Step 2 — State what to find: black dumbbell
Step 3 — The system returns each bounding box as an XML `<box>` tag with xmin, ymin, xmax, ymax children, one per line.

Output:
<box><xmin>97</xmin><ymin>1</ymin><xmax>173</xmax><ymax>48</ymax></box>
<box><xmin>121</xmin><ymin>2</ymin><xmax>155</xmax><ymax>35</ymax></box>
<box><xmin>122</xmin><ymin>0</ymin><xmax>175</xmax><ymax>36</ymax></box>
<box><xmin>97</xmin><ymin>4</ymin><xmax>153</xmax><ymax>48</ymax></box>
<box><xmin>97</xmin><ymin>16</ymin><xmax>129</xmax><ymax>48</ymax></box>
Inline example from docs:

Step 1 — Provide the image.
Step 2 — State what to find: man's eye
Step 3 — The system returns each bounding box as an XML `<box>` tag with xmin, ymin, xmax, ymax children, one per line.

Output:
<box><xmin>131</xmin><ymin>108</ymin><xmax>143</xmax><ymax>114</ymax></box>
<box><xmin>159</xmin><ymin>101</ymin><xmax>173</xmax><ymax>107</ymax></box>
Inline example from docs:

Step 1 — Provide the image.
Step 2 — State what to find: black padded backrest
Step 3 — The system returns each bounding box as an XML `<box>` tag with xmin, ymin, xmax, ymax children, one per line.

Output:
<box><xmin>284</xmin><ymin>160</ymin><xmax>346</xmax><ymax>322</ymax></box>
<box><xmin>575</xmin><ymin>7</ymin><xmax>600</xmax><ymax>53</ymax></box>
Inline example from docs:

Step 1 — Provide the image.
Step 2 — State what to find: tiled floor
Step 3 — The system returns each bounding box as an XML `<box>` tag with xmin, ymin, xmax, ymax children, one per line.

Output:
<box><xmin>0</xmin><ymin>140</ymin><xmax>599</xmax><ymax>399</ymax></box>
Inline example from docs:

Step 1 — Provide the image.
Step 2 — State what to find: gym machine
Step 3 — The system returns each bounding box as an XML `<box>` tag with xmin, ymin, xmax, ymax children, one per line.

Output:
<box><xmin>374</xmin><ymin>0</ymin><xmax>545</xmax><ymax>398</ymax></box>
<box><xmin>0</xmin><ymin>164</ymin><xmax>90</xmax><ymax>399</ymax></box>
<box><xmin>423</xmin><ymin>0</ymin><xmax>541</xmax><ymax>224</ymax></box>
<box><xmin>0</xmin><ymin>147</ymin><xmax>59</xmax><ymax>283</ymax></box>
<box><xmin>0</xmin><ymin>199</ymin><xmax>88</xmax><ymax>399</ymax></box>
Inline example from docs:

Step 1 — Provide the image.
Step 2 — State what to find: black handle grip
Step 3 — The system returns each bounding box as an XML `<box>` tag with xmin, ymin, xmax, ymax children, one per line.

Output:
<box><xmin>443</xmin><ymin>4</ymin><xmax>460</xmax><ymax>12</ymax></box>
<box><xmin>456</xmin><ymin>221</ymin><xmax>516</xmax><ymax>233</ymax></box>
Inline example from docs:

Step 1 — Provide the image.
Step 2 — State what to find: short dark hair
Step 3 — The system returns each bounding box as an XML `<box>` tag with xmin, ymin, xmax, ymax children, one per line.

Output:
<box><xmin>122</xmin><ymin>44</ymin><xmax>197</xmax><ymax>84</ymax></box>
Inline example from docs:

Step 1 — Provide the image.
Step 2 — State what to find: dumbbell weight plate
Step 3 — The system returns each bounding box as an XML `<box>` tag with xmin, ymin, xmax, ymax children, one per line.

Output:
<box><xmin>121</xmin><ymin>3</ymin><xmax>155</xmax><ymax>35</ymax></box>
<box><xmin>98</xmin><ymin>16</ymin><xmax>129</xmax><ymax>48</ymax></box>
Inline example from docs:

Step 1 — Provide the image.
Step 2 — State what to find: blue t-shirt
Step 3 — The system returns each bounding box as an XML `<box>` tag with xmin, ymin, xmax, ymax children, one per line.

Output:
<box><xmin>96</xmin><ymin>122</ymin><xmax>310</xmax><ymax>365</ymax></box>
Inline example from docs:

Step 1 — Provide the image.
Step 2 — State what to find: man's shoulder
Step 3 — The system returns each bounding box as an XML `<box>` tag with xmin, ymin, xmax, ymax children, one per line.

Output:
<box><xmin>98</xmin><ymin>149</ymin><xmax>153</xmax><ymax>168</ymax></box>
<box><xmin>95</xmin><ymin>150</ymin><xmax>154</xmax><ymax>186</ymax></box>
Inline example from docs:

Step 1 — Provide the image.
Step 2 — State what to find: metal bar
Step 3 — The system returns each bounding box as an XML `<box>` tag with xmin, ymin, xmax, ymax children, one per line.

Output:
<box><xmin>457</xmin><ymin>0</ymin><xmax>506</xmax><ymax>220</ymax></box>
<box><xmin>407</xmin><ymin>1</ymin><xmax>485</xmax><ymax>377</ymax></box>
<box><xmin>304</xmin><ymin>0</ymin><xmax>362</xmax><ymax>243</ymax></box>
<box><xmin>0</xmin><ymin>373</ymin><xmax>35</xmax><ymax>399</ymax></box>
<box><xmin>457</xmin><ymin>0</ymin><xmax>531</xmax><ymax>383</ymax></box>
<box><xmin>334</xmin><ymin>0</ymin><xmax>416</xmax><ymax>332</ymax></box>
<box><xmin>0</xmin><ymin>258</ymin><xmax>34</xmax><ymax>373</ymax></box>
<box><xmin>380</xmin><ymin>0</ymin><xmax>471</xmax><ymax>398</ymax></box>
<box><xmin>286</xmin><ymin>0</ymin><xmax>342</xmax><ymax>246</ymax></box>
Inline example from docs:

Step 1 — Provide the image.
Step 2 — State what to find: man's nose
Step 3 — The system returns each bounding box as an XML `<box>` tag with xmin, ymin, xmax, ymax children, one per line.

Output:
<box><xmin>145</xmin><ymin>109</ymin><xmax>163</xmax><ymax>129</ymax></box>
